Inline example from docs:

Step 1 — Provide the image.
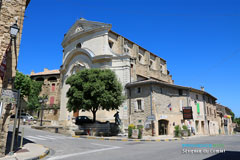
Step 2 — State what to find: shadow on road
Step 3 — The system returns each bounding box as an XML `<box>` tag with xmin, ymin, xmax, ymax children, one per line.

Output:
<box><xmin>5</xmin><ymin>131</ymin><xmax>34</xmax><ymax>155</ymax></box>
<box><xmin>204</xmin><ymin>151</ymin><xmax>240</xmax><ymax>160</ymax></box>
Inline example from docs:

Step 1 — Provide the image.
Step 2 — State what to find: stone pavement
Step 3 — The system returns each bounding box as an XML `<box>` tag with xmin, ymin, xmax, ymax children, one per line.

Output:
<box><xmin>0</xmin><ymin>143</ymin><xmax>49</xmax><ymax>160</ymax></box>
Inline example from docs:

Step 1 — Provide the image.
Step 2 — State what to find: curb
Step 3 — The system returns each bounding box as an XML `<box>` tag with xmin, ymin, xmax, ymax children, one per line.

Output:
<box><xmin>25</xmin><ymin>145</ymin><xmax>50</xmax><ymax>160</ymax></box>
<box><xmin>72</xmin><ymin>135</ymin><xmax>188</xmax><ymax>142</ymax></box>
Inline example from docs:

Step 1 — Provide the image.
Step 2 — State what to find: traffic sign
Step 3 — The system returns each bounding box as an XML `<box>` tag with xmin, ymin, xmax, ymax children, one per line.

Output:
<box><xmin>0</xmin><ymin>89</ymin><xmax>18</xmax><ymax>104</ymax></box>
<box><xmin>147</xmin><ymin>115</ymin><xmax>156</xmax><ymax>121</ymax></box>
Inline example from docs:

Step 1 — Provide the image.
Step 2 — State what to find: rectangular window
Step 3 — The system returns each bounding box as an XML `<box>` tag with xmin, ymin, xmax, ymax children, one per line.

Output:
<box><xmin>137</xmin><ymin>100</ymin><xmax>142</xmax><ymax>110</ymax></box>
<box><xmin>196</xmin><ymin>94</ymin><xmax>198</xmax><ymax>100</ymax></box>
<box><xmin>178</xmin><ymin>89</ymin><xmax>183</xmax><ymax>96</ymax></box>
<box><xmin>137</xmin><ymin>87</ymin><xmax>141</xmax><ymax>93</ymax></box>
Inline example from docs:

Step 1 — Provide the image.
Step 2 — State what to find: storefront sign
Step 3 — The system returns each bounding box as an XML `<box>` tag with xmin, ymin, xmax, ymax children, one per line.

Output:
<box><xmin>160</xmin><ymin>115</ymin><xmax>168</xmax><ymax>119</ymax></box>
<box><xmin>183</xmin><ymin>107</ymin><xmax>193</xmax><ymax>119</ymax></box>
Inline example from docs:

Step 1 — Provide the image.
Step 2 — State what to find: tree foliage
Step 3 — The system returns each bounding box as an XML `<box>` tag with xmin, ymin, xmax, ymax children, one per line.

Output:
<box><xmin>14</xmin><ymin>71</ymin><xmax>31</xmax><ymax>97</ymax></box>
<box><xmin>27</xmin><ymin>80</ymin><xmax>43</xmax><ymax>111</ymax></box>
<box><xmin>234</xmin><ymin>117</ymin><xmax>240</xmax><ymax>126</ymax></box>
<box><xmin>230</xmin><ymin>111</ymin><xmax>235</xmax><ymax>122</ymax></box>
<box><xmin>66</xmin><ymin>68</ymin><xmax>125</xmax><ymax>122</ymax></box>
<box><xmin>14</xmin><ymin>71</ymin><xmax>42</xmax><ymax>112</ymax></box>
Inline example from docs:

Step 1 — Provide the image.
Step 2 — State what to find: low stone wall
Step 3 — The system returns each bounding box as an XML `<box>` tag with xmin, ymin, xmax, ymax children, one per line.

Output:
<box><xmin>31</xmin><ymin>125</ymin><xmax>73</xmax><ymax>136</ymax></box>
<box><xmin>75</xmin><ymin>122</ymin><xmax>120</xmax><ymax>136</ymax></box>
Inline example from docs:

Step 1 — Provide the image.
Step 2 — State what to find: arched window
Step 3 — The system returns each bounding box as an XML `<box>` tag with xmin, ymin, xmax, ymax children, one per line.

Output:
<box><xmin>76</xmin><ymin>43</ymin><xmax>82</xmax><ymax>48</ymax></box>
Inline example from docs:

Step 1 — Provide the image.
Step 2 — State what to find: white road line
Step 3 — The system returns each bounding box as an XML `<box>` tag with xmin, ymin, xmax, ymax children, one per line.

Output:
<box><xmin>37</xmin><ymin>135</ymin><xmax>56</xmax><ymax>140</ymax></box>
<box><xmin>25</xmin><ymin>136</ymin><xmax>46</xmax><ymax>140</ymax></box>
<box><xmin>48</xmin><ymin>146</ymin><xmax>121</xmax><ymax>160</ymax></box>
<box><xmin>91</xmin><ymin>143</ymin><xmax>116</xmax><ymax>147</ymax></box>
<box><xmin>47</xmin><ymin>136</ymin><xmax>66</xmax><ymax>139</ymax></box>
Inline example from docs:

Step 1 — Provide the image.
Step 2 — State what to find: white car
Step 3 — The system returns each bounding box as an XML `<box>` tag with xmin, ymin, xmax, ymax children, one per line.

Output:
<box><xmin>21</xmin><ymin>113</ymin><xmax>34</xmax><ymax>120</ymax></box>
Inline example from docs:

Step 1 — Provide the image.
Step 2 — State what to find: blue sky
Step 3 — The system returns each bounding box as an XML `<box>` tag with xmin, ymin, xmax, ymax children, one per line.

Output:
<box><xmin>18</xmin><ymin>0</ymin><xmax>240</xmax><ymax>116</ymax></box>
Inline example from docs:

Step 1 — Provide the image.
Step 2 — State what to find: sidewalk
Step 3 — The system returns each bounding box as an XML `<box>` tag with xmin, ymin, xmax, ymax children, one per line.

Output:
<box><xmin>73</xmin><ymin>133</ymin><xmax>210</xmax><ymax>142</ymax></box>
<box><xmin>73</xmin><ymin>134</ymin><xmax>191</xmax><ymax>142</ymax></box>
<box><xmin>0</xmin><ymin>143</ymin><xmax>50</xmax><ymax>160</ymax></box>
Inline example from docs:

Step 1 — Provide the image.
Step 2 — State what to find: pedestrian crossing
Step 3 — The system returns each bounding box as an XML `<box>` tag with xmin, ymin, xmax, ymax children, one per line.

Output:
<box><xmin>25</xmin><ymin>135</ymin><xmax>77</xmax><ymax>142</ymax></box>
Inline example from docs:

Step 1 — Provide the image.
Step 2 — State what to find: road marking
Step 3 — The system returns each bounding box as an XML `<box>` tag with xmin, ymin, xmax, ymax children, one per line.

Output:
<box><xmin>90</xmin><ymin>143</ymin><xmax>115</xmax><ymax>147</ymax></box>
<box><xmin>25</xmin><ymin>136</ymin><xmax>46</xmax><ymax>140</ymax></box>
<box><xmin>47</xmin><ymin>136</ymin><xmax>66</xmax><ymax>139</ymax></box>
<box><xmin>37</xmin><ymin>135</ymin><xmax>56</xmax><ymax>140</ymax></box>
<box><xmin>48</xmin><ymin>146</ymin><xmax>121</xmax><ymax>160</ymax></box>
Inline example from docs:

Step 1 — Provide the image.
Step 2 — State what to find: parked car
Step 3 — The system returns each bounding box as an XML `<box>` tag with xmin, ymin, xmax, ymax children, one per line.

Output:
<box><xmin>10</xmin><ymin>113</ymin><xmax>34</xmax><ymax>120</ymax></box>
<box><xmin>75</xmin><ymin>116</ymin><xmax>93</xmax><ymax>125</ymax></box>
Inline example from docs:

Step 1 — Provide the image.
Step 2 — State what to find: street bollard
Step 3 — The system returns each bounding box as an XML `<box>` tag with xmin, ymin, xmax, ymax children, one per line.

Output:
<box><xmin>20</xmin><ymin>127</ymin><xmax>24</xmax><ymax>148</ymax></box>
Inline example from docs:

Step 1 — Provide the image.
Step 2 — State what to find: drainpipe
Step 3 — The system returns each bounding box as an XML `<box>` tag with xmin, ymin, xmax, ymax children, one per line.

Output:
<box><xmin>203</xmin><ymin>94</ymin><xmax>209</xmax><ymax>135</ymax></box>
<box><xmin>150</xmin><ymin>85</ymin><xmax>154</xmax><ymax>136</ymax></box>
<box><xmin>128</xmin><ymin>58</ymin><xmax>132</xmax><ymax>125</ymax></box>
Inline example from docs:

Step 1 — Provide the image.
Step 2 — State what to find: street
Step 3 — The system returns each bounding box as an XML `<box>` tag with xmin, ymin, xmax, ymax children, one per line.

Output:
<box><xmin>15</xmin><ymin>126</ymin><xmax>240</xmax><ymax>160</ymax></box>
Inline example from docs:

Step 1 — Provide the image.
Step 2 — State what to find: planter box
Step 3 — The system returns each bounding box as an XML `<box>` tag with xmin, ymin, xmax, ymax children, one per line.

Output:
<box><xmin>181</xmin><ymin>130</ymin><xmax>189</xmax><ymax>137</ymax></box>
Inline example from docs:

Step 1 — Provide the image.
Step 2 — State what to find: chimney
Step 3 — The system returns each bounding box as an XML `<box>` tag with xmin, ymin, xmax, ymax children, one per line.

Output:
<box><xmin>201</xmin><ymin>86</ymin><xmax>205</xmax><ymax>91</ymax></box>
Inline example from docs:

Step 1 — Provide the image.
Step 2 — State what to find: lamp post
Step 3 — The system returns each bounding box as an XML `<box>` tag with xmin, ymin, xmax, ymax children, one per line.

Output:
<box><xmin>10</xmin><ymin>21</ymin><xmax>19</xmax><ymax>70</ymax></box>
<box><xmin>39</xmin><ymin>96</ymin><xmax>48</xmax><ymax>126</ymax></box>
<box><xmin>9</xmin><ymin>21</ymin><xmax>19</xmax><ymax>154</ymax></box>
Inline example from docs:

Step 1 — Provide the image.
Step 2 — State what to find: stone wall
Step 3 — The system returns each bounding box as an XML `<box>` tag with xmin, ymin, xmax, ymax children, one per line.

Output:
<box><xmin>108</xmin><ymin>30</ymin><xmax>173</xmax><ymax>84</ymax></box>
<box><xmin>0</xmin><ymin>0</ymin><xmax>29</xmax><ymax>157</ymax></box>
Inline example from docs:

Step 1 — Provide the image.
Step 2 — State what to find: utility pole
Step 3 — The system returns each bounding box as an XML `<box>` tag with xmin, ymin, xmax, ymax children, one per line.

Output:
<box><xmin>9</xmin><ymin>89</ymin><xmax>20</xmax><ymax>154</ymax></box>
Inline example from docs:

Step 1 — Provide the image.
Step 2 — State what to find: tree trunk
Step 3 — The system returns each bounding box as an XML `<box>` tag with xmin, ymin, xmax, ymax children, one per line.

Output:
<box><xmin>92</xmin><ymin>111</ymin><xmax>96</xmax><ymax>123</ymax></box>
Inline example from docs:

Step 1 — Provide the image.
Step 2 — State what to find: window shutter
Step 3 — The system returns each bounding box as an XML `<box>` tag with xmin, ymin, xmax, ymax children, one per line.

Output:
<box><xmin>142</xmin><ymin>99</ymin><xmax>144</xmax><ymax>111</ymax></box>
<box><xmin>134</xmin><ymin>100</ymin><xmax>138</xmax><ymax>111</ymax></box>
<box><xmin>179</xmin><ymin>99</ymin><xmax>183</xmax><ymax>111</ymax></box>
<box><xmin>50</xmin><ymin>96</ymin><xmax>55</xmax><ymax>106</ymax></box>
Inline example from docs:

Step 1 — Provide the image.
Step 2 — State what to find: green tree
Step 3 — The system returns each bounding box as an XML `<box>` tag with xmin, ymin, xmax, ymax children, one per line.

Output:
<box><xmin>14</xmin><ymin>71</ymin><xmax>42</xmax><ymax>112</ymax></box>
<box><xmin>234</xmin><ymin>117</ymin><xmax>240</xmax><ymax>126</ymax></box>
<box><xmin>66</xmin><ymin>68</ymin><xmax>125</xmax><ymax>122</ymax></box>
<box><xmin>27</xmin><ymin>80</ymin><xmax>43</xmax><ymax>112</ymax></box>
<box><xmin>230</xmin><ymin>111</ymin><xmax>235</xmax><ymax>122</ymax></box>
<box><xmin>14</xmin><ymin>71</ymin><xmax>31</xmax><ymax>97</ymax></box>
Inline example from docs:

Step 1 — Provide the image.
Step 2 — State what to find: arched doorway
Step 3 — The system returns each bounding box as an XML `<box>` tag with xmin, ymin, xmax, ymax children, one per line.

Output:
<box><xmin>158</xmin><ymin>120</ymin><xmax>169</xmax><ymax>135</ymax></box>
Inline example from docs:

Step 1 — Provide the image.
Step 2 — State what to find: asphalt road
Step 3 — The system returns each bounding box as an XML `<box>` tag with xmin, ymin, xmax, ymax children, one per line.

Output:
<box><xmin>18</xmin><ymin>125</ymin><xmax>240</xmax><ymax>160</ymax></box>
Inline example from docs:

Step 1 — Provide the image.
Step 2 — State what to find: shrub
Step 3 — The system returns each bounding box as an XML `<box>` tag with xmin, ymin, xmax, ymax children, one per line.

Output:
<box><xmin>137</xmin><ymin>125</ymin><xmax>143</xmax><ymax>139</ymax></box>
<box><xmin>182</xmin><ymin>125</ymin><xmax>188</xmax><ymax>131</ymax></box>
<box><xmin>174</xmin><ymin>125</ymin><xmax>181</xmax><ymax>137</ymax></box>
<box><xmin>128</xmin><ymin>124</ymin><xmax>135</xmax><ymax>138</ymax></box>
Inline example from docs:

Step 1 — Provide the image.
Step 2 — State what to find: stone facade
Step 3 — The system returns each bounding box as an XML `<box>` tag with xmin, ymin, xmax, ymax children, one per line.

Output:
<box><xmin>30</xmin><ymin>68</ymin><xmax>60</xmax><ymax>121</ymax></box>
<box><xmin>126</xmin><ymin>80</ymin><xmax>220</xmax><ymax>136</ymax></box>
<box><xmin>0</xmin><ymin>0</ymin><xmax>30</xmax><ymax>156</ymax></box>
<box><xmin>59</xmin><ymin>18</ymin><xmax>173</xmax><ymax>130</ymax></box>
<box><xmin>216</xmin><ymin>104</ymin><xmax>233</xmax><ymax>135</ymax></box>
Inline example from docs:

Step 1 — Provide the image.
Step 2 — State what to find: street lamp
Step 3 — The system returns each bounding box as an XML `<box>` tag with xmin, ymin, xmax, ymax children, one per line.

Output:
<box><xmin>10</xmin><ymin>21</ymin><xmax>19</xmax><ymax>71</ymax></box>
<box><xmin>10</xmin><ymin>22</ymin><xmax>19</xmax><ymax>38</ymax></box>
<box><xmin>39</xmin><ymin>96</ymin><xmax>48</xmax><ymax>126</ymax></box>
<box><xmin>9</xmin><ymin>21</ymin><xmax>20</xmax><ymax>154</ymax></box>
